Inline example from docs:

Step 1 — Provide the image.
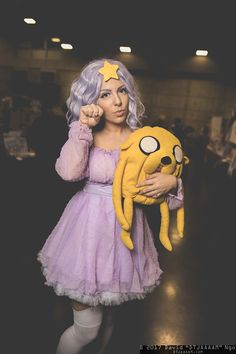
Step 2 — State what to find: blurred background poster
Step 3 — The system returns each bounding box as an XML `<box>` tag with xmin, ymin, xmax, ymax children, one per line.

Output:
<box><xmin>209</xmin><ymin>116</ymin><xmax>223</xmax><ymax>142</ymax></box>
<box><xmin>3</xmin><ymin>130</ymin><xmax>34</xmax><ymax>159</ymax></box>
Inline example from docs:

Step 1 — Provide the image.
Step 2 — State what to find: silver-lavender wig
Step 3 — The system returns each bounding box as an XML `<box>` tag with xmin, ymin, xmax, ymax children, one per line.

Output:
<box><xmin>66</xmin><ymin>58</ymin><xmax>145</xmax><ymax>130</ymax></box>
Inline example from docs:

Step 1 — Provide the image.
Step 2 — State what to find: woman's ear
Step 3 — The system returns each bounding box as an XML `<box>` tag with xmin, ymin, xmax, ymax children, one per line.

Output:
<box><xmin>183</xmin><ymin>156</ymin><xmax>190</xmax><ymax>165</ymax></box>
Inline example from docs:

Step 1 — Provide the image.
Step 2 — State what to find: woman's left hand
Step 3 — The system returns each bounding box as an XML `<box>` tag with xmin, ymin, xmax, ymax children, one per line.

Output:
<box><xmin>136</xmin><ymin>173</ymin><xmax>177</xmax><ymax>198</ymax></box>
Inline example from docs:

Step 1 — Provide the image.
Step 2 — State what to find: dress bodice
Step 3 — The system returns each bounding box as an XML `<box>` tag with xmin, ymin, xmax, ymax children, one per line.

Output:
<box><xmin>88</xmin><ymin>146</ymin><xmax>120</xmax><ymax>185</ymax></box>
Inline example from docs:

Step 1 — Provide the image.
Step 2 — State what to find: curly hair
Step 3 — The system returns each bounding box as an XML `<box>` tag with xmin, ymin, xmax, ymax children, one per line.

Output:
<box><xmin>66</xmin><ymin>58</ymin><xmax>145</xmax><ymax>130</ymax></box>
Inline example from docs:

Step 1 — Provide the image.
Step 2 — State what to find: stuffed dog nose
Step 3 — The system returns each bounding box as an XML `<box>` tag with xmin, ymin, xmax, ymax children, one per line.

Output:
<box><xmin>161</xmin><ymin>156</ymin><xmax>172</xmax><ymax>165</ymax></box>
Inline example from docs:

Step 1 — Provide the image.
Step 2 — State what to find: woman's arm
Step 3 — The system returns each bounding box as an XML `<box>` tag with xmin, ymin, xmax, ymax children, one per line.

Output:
<box><xmin>55</xmin><ymin>120</ymin><xmax>93</xmax><ymax>181</ymax></box>
<box><xmin>165</xmin><ymin>178</ymin><xmax>184</xmax><ymax>210</ymax></box>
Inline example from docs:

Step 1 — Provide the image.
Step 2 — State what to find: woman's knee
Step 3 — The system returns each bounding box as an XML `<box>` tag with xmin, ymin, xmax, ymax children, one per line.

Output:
<box><xmin>72</xmin><ymin>306</ymin><xmax>103</xmax><ymax>344</ymax></box>
<box><xmin>71</xmin><ymin>300</ymin><xmax>90</xmax><ymax>311</ymax></box>
<box><xmin>56</xmin><ymin>306</ymin><xmax>103</xmax><ymax>353</ymax></box>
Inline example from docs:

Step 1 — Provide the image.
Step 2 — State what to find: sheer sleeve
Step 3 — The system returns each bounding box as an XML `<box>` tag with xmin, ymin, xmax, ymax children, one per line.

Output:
<box><xmin>166</xmin><ymin>178</ymin><xmax>184</xmax><ymax>210</ymax></box>
<box><xmin>55</xmin><ymin>120</ymin><xmax>93</xmax><ymax>181</ymax></box>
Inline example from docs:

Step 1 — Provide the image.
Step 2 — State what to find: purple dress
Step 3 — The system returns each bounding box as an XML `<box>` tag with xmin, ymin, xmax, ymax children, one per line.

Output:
<box><xmin>38</xmin><ymin>121</ymin><xmax>184</xmax><ymax>306</ymax></box>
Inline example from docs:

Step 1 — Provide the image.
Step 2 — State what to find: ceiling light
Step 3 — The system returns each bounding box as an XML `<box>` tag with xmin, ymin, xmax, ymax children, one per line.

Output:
<box><xmin>119</xmin><ymin>46</ymin><xmax>131</xmax><ymax>53</ymax></box>
<box><xmin>24</xmin><ymin>18</ymin><xmax>36</xmax><ymax>24</ymax></box>
<box><xmin>51</xmin><ymin>37</ymin><xmax>61</xmax><ymax>43</ymax></box>
<box><xmin>61</xmin><ymin>43</ymin><xmax>73</xmax><ymax>50</ymax></box>
<box><xmin>196</xmin><ymin>50</ymin><xmax>208</xmax><ymax>56</ymax></box>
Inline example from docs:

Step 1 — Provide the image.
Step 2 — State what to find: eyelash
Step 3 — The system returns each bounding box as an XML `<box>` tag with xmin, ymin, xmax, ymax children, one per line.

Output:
<box><xmin>100</xmin><ymin>92</ymin><xmax>109</xmax><ymax>98</ymax></box>
<box><xmin>120</xmin><ymin>87</ymin><xmax>128</xmax><ymax>94</ymax></box>
<box><xmin>100</xmin><ymin>87</ymin><xmax>128</xmax><ymax>99</ymax></box>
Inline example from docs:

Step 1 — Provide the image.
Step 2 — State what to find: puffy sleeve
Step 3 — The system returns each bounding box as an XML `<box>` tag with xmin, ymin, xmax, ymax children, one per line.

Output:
<box><xmin>166</xmin><ymin>178</ymin><xmax>184</xmax><ymax>210</ymax></box>
<box><xmin>55</xmin><ymin>120</ymin><xmax>93</xmax><ymax>181</ymax></box>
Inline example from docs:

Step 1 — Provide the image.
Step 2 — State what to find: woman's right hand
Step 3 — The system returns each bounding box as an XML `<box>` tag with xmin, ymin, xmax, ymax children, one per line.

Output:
<box><xmin>80</xmin><ymin>104</ymin><xmax>103</xmax><ymax>128</ymax></box>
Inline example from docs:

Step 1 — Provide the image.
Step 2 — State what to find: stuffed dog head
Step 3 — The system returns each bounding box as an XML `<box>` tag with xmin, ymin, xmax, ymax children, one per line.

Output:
<box><xmin>119</xmin><ymin>126</ymin><xmax>189</xmax><ymax>205</ymax></box>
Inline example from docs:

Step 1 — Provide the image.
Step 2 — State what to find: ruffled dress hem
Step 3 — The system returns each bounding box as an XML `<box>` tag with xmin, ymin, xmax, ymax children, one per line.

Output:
<box><xmin>38</xmin><ymin>254</ymin><xmax>162</xmax><ymax>306</ymax></box>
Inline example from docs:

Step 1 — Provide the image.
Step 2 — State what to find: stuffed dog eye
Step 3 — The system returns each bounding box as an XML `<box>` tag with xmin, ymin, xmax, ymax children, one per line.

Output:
<box><xmin>139</xmin><ymin>136</ymin><xmax>160</xmax><ymax>155</ymax></box>
<box><xmin>173</xmin><ymin>145</ymin><xmax>183</xmax><ymax>164</ymax></box>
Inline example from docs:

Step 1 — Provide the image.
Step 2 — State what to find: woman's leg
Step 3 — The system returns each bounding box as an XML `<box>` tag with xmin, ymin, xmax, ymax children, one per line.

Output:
<box><xmin>56</xmin><ymin>301</ymin><xmax>103</xmax><ymax>354</ymax></box>
<box><xmin>97</xmin><ymin>307</ymin><xmax>115</xmax><ymax>354</ymax></box>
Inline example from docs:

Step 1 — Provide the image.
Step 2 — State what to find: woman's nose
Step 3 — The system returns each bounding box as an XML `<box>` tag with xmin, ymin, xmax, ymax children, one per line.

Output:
<box><xmin>114</xmin><ymin>93</ymin><xmax>122</xmax><ymax>105</ymax></box>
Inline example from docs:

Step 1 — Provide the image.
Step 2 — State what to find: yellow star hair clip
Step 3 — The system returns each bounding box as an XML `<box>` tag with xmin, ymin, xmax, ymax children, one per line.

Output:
<box><xmin>98</xmin><ymin>60</ymin><xmax>119</xmax><ymax>82</ymax></box>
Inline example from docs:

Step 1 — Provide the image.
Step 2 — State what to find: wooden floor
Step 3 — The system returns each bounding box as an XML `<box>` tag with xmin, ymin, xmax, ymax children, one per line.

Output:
<box><xmin>1</xmin><ymin>154</ymin><xmax>235</xmax><ymax>354</ymax></box>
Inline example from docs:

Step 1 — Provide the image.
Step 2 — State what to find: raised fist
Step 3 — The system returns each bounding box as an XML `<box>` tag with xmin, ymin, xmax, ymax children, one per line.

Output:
<box><xmin>79</xmin><ymin>104</ymin><xmax>104</xmax><ymax>128</ymax></box>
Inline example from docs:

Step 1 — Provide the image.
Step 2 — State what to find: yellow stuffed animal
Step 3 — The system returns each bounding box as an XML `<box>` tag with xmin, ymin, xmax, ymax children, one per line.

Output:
<box><xmin>112</xmin><ymin>126</ymin><xmax>189</xmax><ymax>252</ymax></box>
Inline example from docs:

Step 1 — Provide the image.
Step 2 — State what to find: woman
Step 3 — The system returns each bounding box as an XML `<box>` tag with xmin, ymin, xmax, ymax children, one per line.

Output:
<box><xmin>38</xmin><ymin>59</ymin><xmax>183</xmax><ymax>354</ymax></box>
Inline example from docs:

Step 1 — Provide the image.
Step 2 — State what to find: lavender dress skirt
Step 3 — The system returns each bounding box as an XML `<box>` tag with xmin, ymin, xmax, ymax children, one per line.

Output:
<box><xmin>38</xmin><ymin>147</ymin><xmax>163</xmax><ymax>306</ymax></box>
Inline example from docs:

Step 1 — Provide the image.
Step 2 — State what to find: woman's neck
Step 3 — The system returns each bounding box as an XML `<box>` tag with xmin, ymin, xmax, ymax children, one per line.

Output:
<box><xmin>103</xmin><ymin>122</ymin><xmax>131</xmax><ymax>135</ymax></box>
<box><xmin>93</xmin><ymin>122</ymin><xmax>132</xmax><ymax>150</ymax></box>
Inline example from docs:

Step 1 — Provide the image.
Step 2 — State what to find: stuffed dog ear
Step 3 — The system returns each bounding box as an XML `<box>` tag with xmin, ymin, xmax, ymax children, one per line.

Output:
<box><xmin>120</xmin><ymin>135</ymin><xmax>135</xmax><ymax>150</ymax></box>
<box><xmin>183</xmin><ymin>156</ymin><xmax>190</xmax><ymax>165</ymax></box>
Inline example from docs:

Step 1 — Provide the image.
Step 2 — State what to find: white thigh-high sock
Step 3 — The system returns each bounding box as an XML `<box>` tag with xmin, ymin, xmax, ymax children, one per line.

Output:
<box><xmin>56</xmin><ymin>306</ymin><xmax>103</xmax><ymax>354</ymax></box>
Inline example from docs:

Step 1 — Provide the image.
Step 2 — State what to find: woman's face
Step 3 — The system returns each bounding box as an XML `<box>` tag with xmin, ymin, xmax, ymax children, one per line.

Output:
<box><xmin>96</xmin><ymin>78</ymin><xmax>129</xmax><ymax>125</ymax></box>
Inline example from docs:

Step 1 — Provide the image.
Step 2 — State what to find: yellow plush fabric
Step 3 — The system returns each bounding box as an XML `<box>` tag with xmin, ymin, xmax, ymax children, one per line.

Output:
<box><xmin>112</xmin><ymin>126</ymin><xmax>189</xmax><ymax>252</ymax></box>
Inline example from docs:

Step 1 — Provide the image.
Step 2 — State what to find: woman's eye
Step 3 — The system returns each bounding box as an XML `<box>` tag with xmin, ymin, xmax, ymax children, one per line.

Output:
<box><xmin>173</xmin><ymin>145</ymin><xmax>183</xmax><ymax>164</ymax></box>
<box><xmin>100</xmin><ymin>92</ymin><xmax>110</xmax><ymax>98</ymax></box>
<box><xmin>139</xmin><ymin>136</ymin><xmax>160</xmax><ymax>154</ymax></box>
<box><xmin>120</xmin><ymin>87</ymin><xmax>128</xmax><ymax>94</ymax></box>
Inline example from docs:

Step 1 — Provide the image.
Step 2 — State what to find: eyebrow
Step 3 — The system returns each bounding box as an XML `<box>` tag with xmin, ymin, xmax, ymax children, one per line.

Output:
<box><xmin>100</xmin><ymin>84</ymin><xmax>126</xmax><ymax>92</ymax></box>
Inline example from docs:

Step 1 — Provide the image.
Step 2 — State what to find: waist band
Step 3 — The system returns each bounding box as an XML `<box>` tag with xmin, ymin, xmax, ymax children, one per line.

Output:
<box><xmin>83</xmin><ymin>183</ymin><xmax>113</xmax><ymax>197</ymax></box>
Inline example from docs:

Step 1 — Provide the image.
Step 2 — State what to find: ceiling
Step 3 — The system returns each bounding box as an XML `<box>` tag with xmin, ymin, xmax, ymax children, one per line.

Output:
<box><xmin>1</xmin><ymin>0</ymin><xmax>236</xmax><ymax>67</ymax></box>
